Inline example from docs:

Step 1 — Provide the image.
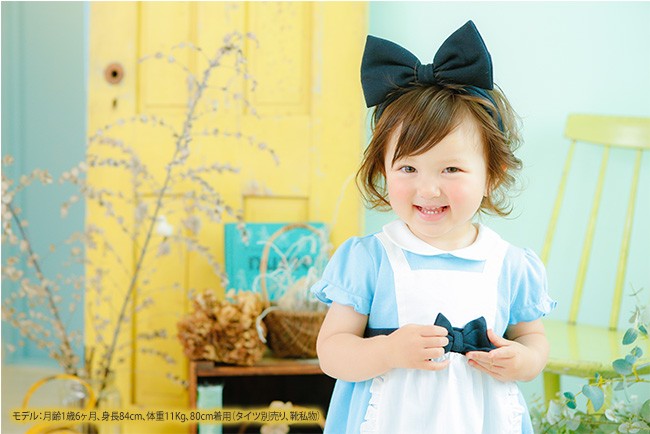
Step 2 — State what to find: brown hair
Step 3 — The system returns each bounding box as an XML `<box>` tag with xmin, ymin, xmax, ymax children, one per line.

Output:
<box><xmin>356</xmin><ymin>84</ymin><xmax>522</xmax><ymax>217</ymax></box>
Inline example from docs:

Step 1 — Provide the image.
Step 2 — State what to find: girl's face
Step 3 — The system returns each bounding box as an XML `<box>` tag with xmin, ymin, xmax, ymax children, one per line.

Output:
<box><xmin>384</xmin><ymin>116</ymin><xmax>489</xmax><ymax>250</ymax></box>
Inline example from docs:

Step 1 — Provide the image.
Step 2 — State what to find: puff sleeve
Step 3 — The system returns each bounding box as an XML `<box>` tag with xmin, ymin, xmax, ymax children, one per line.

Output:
<box><xmin>310</xmin><ymin>237</ymin><xmax>377</xmax><ymax>315</ymax></box>
<box><xmin>508</xmin><ymin>247</ymin><xmax>557</xmax><ymax>324</ymax></box>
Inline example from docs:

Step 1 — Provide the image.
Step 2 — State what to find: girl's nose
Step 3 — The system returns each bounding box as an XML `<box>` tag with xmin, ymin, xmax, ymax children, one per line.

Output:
<box><xmin>417</xmin><ymin>177</ymin><xmax>441</xmax><ymax>199</ymax></box>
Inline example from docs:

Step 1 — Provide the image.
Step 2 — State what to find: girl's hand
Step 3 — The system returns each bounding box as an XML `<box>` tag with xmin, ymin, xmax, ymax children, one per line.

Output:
<box><xmin>385</xmin><ymin>324</ymin><xmax>451</xmax><ymax>371</ymax></box>
<box><xmin>466</xmin><ymin>320</ymin><xmax>549</xmax><ymax>382</ymax></box>
<box><xmin>317</xmin><ymin>303</ymin><xmax>456</xmax><ymax>381</ymax></box>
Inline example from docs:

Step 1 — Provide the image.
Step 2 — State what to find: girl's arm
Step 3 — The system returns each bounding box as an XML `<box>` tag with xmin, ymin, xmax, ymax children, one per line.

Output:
<box><xmin>317</xmin><ymin>302</ymin><xmax>450</xmax><ymax>382</ymax></box>
<box><xmin>466</xmin><ymin>319</ymin><xmax>549</xmax><ymax>382</ymax></box>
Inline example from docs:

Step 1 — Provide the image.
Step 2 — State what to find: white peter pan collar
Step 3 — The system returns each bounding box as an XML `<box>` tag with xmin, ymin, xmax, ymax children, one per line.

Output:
<box><xmin>381</xmin><ymin>219</ymin><xmax>502</xmax><ymax>260</ymax></box>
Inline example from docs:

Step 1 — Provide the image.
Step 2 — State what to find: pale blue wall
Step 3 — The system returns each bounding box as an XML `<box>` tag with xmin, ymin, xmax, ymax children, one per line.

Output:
<box><xmin>1</xmin><ymin>1</ymin><xmax>88</xmax><ymax>366</ymax></box>
<box><xmin>366</xmin><ymin>1</ymin><xmax>650</xmax><ymax>402</ymax></box>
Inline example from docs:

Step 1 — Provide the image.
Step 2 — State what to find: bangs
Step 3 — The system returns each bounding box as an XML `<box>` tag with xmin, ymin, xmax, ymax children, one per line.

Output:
<box><xmin>379</xmin><ymin>86</ymin><xmax>470</xmax><ymax>165</ymax></box>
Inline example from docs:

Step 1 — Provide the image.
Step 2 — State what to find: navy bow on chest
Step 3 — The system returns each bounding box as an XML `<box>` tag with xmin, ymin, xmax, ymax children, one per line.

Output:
<box><xmin>364</xmin><ymin>313</ymin><xmax>496</xmax><ymax>355</ymax></box>
<box><xmin>435</xmin><ymin>313</ymin><xmax>496</xmax><ymax>355</ymax></box>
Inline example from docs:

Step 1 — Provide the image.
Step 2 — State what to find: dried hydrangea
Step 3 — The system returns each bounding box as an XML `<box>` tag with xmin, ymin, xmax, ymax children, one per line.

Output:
<box><xmin>177</xmin><ymin>289</ymin><xmax>266</xmax><ymax>366</ymax></box>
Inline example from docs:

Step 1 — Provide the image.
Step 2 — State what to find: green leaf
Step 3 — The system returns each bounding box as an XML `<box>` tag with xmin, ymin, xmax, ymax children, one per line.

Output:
<box><xmin>639</xmin><ymin>324</ymin><xmax>648</xmax><ymax>336</ymax></box>
<box><xmin>622</xmin><ymin>327</ymin><xmax>638</xmax><ymax>345</ymax></box>
<box><xmin>631</xmin><ymin>346</ymin><xmax>644</xmax><ymax>358</ymax></box>
<box><xmin>566</xmin><ymin>399</ymin><xmax>577</xmax><ymax>410</ymax></box>
<box><xmin>605</xmin><ymin>408</ymin><xmax>619</xmax><ymax>422</ymax></box>
<box><xmin>625</xmin><ymin>354</ymin><xmax>638</xmax><ymax>365</ymax></box>
<box><xmin>546</xmin><ymin>399</ymin><xmax>563</xmax><ymax>425</ymax></box>
<box><xmin>641</xmin><ymin>399</ymin><xmax>650</xmax><ymax>423</ymax></box>
<box><xmin>565</xmin><ymin>416</ymin><xmax>581</xmax><ymax>431</ymax></box>
<box><xmin>613</xmin><ymin>358</ymin><xmax>633</xmax><ymax>375</ymax></box>
<box><xmin>582</xmin><ymin>384</ymin><xmax>605</xmax><ymax>411</ymax></box>
<box><xmin>596</xmin><ymin>422</ymin><xmax>622</xmax><ymax>434</ymax></box>
<box><xmin>564</xmin><ymin>391</ymin><xmax>576</xmax><ymax>400</ymax></box>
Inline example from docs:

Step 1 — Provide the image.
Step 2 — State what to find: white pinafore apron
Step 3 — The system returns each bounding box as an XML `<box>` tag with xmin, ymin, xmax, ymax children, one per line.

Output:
<box><xmin>360</xmin><ymin>226</ymin><xmax>524</xmax><ymax>434</ymax></box>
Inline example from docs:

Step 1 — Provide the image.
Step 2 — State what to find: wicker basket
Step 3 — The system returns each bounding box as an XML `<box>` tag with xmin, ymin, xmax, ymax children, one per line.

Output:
<box><xmin>259</xmin><ymin>223</ymin><xmax>327</xmax><ymax>358</ymax></box>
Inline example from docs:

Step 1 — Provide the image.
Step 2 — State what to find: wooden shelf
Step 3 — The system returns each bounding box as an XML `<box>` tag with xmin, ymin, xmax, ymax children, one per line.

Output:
<box><xmin>191</xmin><ymin>357</ymin><xmax>323</xmax><ymax>378</ymax></box>
<box><xmin>188</xmin><ymin>356</ymin><xmax>333</xmax><ymax>434</ymax></box>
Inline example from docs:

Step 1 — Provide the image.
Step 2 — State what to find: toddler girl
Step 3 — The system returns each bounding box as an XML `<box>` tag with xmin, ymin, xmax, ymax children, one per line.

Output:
<box><xmin>312</xmin><ymin>20</ymin><xmax>556</xmax><ymax>434</ymax></box>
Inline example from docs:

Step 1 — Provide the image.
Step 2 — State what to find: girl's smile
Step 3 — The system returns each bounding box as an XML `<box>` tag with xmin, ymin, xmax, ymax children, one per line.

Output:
<box><xmin>414</xmin><ymin>205</ymin><xmax>448</xmax><ymax>219</ymax></box>
<box><xmin>384</xmin><ymin>114</ymin><xmax>489</xmax><ymax>251</ymax></box>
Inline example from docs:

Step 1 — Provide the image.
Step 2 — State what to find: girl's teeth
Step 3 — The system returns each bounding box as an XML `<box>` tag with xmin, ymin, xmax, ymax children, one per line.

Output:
<box><xmin>419</xmin><ymin>206</ymin><xmax>445</xmax><ymax>214</ymax></box>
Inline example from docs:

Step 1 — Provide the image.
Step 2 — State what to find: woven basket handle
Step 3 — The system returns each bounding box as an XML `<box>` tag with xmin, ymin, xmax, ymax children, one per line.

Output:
<box><xmin>259</xmin><ymin>223</ymin><xmax>325</xmax><ymax>307</ymax></box>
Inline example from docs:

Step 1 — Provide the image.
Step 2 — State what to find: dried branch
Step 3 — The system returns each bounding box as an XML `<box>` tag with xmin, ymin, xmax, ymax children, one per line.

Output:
<box><xmin>2</xmin><ymin>33</ymin><xmax>277</xmax><ymax>401</ymax></box>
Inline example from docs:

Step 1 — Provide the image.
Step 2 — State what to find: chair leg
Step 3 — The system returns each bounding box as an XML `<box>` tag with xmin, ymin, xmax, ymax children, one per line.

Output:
<box><xmin>543</xmin><ymin>372</ymin><xmax>561</xmax><ymax>404</ymax></box>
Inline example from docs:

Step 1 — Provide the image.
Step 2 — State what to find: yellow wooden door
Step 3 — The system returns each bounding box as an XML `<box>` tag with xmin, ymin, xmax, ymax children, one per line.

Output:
<box><xmin>87</xmin><ymin>0</ymin><xmax>367</xmax><ymax>422</ymax></box>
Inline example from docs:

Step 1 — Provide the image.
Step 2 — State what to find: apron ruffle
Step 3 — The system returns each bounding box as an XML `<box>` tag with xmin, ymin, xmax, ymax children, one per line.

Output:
<box><xmin>503</xmin><ymin>382</ymin><xmax>525</xmax><ymax>434</ymax></box>
<box><xmin>359</xmin><ymin>374</ymin><xmax>385</xmax><ymax>433</ymax></box>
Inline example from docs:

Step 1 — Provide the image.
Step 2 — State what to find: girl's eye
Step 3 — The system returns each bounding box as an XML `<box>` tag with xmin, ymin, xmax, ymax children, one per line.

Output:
<box><xmin>400</xmin><ymin>166</ymin><xmax>416</xmax><ymax>173</ymax></box>
<box><xmin>443</xmin><ymin>167</ymin><xmax>460</xmax><ymax>174</ymax></box>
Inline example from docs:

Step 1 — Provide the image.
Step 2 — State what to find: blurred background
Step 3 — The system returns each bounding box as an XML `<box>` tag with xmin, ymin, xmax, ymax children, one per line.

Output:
<box><xmin>3</xmin><ymin>2</ymin><xmax>649</xmax><ymax>433</ymax></box>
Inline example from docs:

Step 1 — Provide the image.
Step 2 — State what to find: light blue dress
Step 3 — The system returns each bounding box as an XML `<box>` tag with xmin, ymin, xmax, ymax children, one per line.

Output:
<box><xmin>311</xmin><ymin>220</ymin><xmax>556</xmax><ymax>434</ymax></box>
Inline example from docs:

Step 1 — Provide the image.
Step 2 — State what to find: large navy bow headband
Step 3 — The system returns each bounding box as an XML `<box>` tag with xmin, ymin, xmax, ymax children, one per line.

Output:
<box><xmin>361</xmin><ymin>20</ymin><xmax>500</xmax><ymax>125</ymax></box>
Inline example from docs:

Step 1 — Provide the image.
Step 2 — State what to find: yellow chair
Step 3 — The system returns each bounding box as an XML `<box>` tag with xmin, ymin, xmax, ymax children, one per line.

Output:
<box><xmin>541</xmin><ymin>114</ymin><xmax>650</xmax><ymax>402</ymax></box>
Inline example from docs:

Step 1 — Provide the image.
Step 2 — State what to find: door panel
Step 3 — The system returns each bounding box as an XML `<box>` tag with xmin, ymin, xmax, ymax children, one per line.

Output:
<box><xmin>88</xmin><ymin>2</ymin><xmax>367</xmax><ymax>420</ymax></box>
<box><xmin>248</xmin><ymin>2</ymin><xmax>312</xmax><ymax>115</ymax></box>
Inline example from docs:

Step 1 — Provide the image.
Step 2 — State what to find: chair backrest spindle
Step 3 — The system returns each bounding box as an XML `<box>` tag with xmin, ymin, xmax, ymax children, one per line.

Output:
<box><xmin>569</xmin><ymin>145</ymin><xmax>610</xmax><ymax>324</ymax></box>
<box><xmin>541</xmin><ymin>141</ymin><xmax>576</xmax><ymax>265</ymax></box>
<box><xmin>541</xmin><ymin>114</ymin><xmax>650</xmax><ymax>329</ymax></box>
<box><xmin>610</xmin><ymin>148</ymin><xmax>644</xmax><ymax>330</ymax></box>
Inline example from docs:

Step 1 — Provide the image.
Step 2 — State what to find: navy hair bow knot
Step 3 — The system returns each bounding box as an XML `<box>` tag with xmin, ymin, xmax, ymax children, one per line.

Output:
<box><xmin>364</xmin><ymin>313</ymin><xmax>496</xmax><ymax>355</ymax></box>
<box><xmin>361</xmin><ymin>20</ymin><xmax>494</xmax><ymax>109</ymax></box>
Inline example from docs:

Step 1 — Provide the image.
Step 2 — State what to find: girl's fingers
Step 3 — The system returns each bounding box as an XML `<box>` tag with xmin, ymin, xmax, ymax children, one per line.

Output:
<box><xmin>423</xmin><ymin>358</ymin><xmax>451</xmax><ymax>371</ymax></box>
<box><xmin>467</xmin><ymin>347</ymin><xmax>514</xmax><ymax>364</ymax></box>
<box><xmin>466</xmin><ymin>352</ymin><xmax>505</xmax><ymax>370</ymax></box>
<box><xmin>423</xmin><ymin>336</ymin><xmax>449</xmax><ymax>348</ymax></box>
<box><xmin>466</xmin><ymin>351</ymin><xmax>491</xmax><ymax>365</ymax></box>
<box><xmin>423</xmin><ymin>347</ymin><xmax>446</xmax><ymax>360</ymax></box>
<box><xmin>487</xmin><ymin>329</ymin><xmax>510</xmax><ymax>347</ymax></box>
<box><xmin>471</xmin><ymin>358</ymin><xmax>504</xmax><ymax>370</ymax></box>
<box><xmin>418</xmin><ymin>325</ymin><xmax>449</xmax><ymax>337</ymax></box>
<box><xmin>468</xmin><ymin>358</ymin><xmax>488</xmax><ymax>372</ymax></box>
<box><xmin>468</xmin><ymin>357</ymin><xmax>503</xmax><ymax>372</ymax></box>
<box><xmin>468</xmin><ymin>359</ymin><xmax>505</xmax><ymax>380</ymax></box>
